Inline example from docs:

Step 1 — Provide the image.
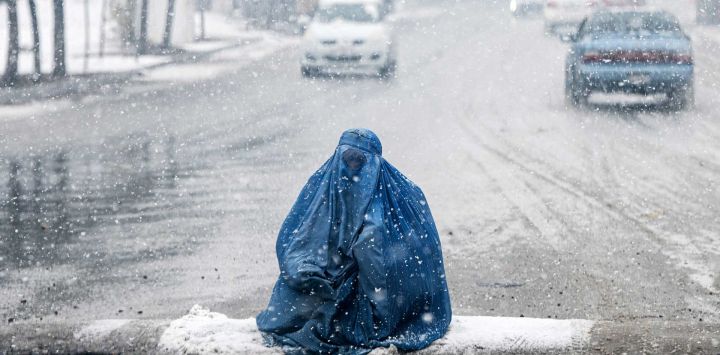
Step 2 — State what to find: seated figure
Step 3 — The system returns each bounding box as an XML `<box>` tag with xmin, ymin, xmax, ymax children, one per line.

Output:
<box><xmin>257</xmin><ymin>128</ymin><xmax>452</xmax><ymax>354</ymax></box>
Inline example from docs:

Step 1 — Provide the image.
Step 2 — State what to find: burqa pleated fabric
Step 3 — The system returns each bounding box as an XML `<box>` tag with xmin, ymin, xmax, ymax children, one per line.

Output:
<box><xmin>256</xmin><ymin>129</ymin><xmax>452</xmax><ymax>354</ymax></box>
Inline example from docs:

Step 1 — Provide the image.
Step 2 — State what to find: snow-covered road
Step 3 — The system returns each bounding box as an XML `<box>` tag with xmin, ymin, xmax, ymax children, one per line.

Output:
<box><xmin>1</xmin><ymin>0</ymin><xmax>718</xmax><ymax>349</ymax></box>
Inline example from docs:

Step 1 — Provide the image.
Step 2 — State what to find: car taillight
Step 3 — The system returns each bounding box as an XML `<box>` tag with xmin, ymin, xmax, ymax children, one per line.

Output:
<box><xmin>582</xmin><ymin>51</ymin><xmax>602</xmax><ymax>63</ymax></box>
<box><xmin>670</xmin><ymin>53</ymin><xmax>693</xmax><ymax>64</ymax></box>
<box><xmin>546</xmin><ymin>0</ymin><xmax>558</xmax><ymax>8</ymax></box>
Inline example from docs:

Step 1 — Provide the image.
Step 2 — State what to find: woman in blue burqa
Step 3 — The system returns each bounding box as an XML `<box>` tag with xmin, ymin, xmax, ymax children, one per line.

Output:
<box><xmin>257</xmin><ymin>129</ymin><xmax>452</xmax><ymax>354</ymax></box>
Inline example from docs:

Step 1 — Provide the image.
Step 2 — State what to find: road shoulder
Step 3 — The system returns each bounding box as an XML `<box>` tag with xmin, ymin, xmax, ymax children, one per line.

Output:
<box><xmin>3</xmin><ymin>306</ymin><xmax>719</xmax><ymax>354</ymax></box>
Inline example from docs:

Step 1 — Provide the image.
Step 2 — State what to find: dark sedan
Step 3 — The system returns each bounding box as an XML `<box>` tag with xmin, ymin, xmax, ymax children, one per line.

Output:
<box><xmin>564</xmin><ymin>10</ymin><xmax>694</xmax><ymax>108</ymax></box>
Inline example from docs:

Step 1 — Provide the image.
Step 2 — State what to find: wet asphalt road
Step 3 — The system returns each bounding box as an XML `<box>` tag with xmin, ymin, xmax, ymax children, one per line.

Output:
<box><xmin>1</xmin><ymin>0</ymin><xmax>718</xmax><ymax>328</ymax></box>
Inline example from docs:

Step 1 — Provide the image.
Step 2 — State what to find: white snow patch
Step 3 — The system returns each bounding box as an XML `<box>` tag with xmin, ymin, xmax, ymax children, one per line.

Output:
<box><xmin>663</xmin><ymin>233</ymin><xmax>719</xmax><ymax>293</ymax></box>
<box><xmin>141</xmin><ymin>34</ymin><xmax>297</xmax><ymax>83</ymax></box>
<box><xmin>74</xmin><ymin>319</ymin><xmax>131</xmax><ymax>342</ymax></box>
<box><xmin>157</xmin><ymin>306</ymin><xmax>593</xmax><ymax>354</ymax></box>
<box><xmin>157</xmin><ymin>305</ymin><xmax>280</xmax><ymax>354</ymax></box>
<box><xmin>210</xmin><ymin>32</ymin><xmax>299</xmax><ymax>62</ymax></box>
<box><xmin>140</xmin><ymin>62</ymin><xmax>237</xmax><ymax>83</ymax></box>
<box><xmin>0</xmin><ymin>100</ymin><xmax>74</xmax><ymax>122</ymax></box>
<box><xmin>179</xmin><ymin>40</ymin><xmax>237</xmax><ymax>53</ymax></box>
<box><xmin>420</xmin><ymin>316</ymin><xmax>594</xmax><ymax>352</ymax></box>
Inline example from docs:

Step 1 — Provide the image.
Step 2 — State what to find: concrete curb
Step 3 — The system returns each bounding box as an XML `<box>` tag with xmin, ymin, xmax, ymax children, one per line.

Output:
<box><xmin>589</xmin><ymin>320</ymin><xmax>720</xmax><ymax>354</ymax></box>
<box><xmin>2</xmin><ymin>314</ymin><xmax>719</xmax><ymax>354</ymax></box>
<box><xmin>2</xmin><ymin>319</ymin><xmax>169</xmax><ymax>353</ymax></box>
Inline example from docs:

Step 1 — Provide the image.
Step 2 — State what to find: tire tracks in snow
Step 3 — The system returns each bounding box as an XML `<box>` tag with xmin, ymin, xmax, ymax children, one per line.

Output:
<box><xmin>576</xmin><ymin>117</ymin><xmax>720</xmax><ymax>298</ymax></box>
<box><xmin>453</xmin><ymin>104</ymin><xmax>720</xmax><ymax>317</ymax></box>
<box><xmin>458</xmin><ymin>115</ymin><xmax>657</xmax><ymax>241</ymax></box>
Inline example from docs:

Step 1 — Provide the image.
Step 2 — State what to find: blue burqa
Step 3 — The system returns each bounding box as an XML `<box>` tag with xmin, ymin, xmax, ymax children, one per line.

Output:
<box><xmin>257</xmin><ymin>129</ymin><xmax>451</xmax><ymax>354</ymax></box>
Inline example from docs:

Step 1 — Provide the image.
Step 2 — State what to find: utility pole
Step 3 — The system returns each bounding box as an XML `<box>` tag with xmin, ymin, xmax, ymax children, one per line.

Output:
<box><xmin>163</xmin><ymin>0</ymin><xmax>177</xmax><ymax>49</ymax></box>
<box><xmin>99</xmin><ymin>0</ymin><xmax>108</xmax><ymax>57</ymax></box>
<box><xmin>52</xmin><ymin>0</ymin><xmax>67</xmax><ymax>77</ymax></box>
<box><xmin>199</xmin><ymin>0</ymin><xmax>210</xmax><ymax>40</ymax></box>
<box><xmin>28</xmin><ymin>0</ymin><xmax>41</xmax><ymax>77</ymax></box>
<box><xmin>84</xmin><ymin>0</ymin><xmax>90</xmax><ymax>73</ymax></box>
<box><xmin>2</xmin><ymin>0</ymin><xmax>20</xmax><ymax>85</ymax></box>
<box><xmin>138</xmin><ymin>0</ymin><xmax>149</xmax><ymax>54</ymax></box>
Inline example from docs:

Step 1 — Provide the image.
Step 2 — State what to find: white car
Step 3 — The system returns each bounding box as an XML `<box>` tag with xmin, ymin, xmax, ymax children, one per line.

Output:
<box><xmin>301</xmin><ymin>0</ymin><xmax>397</xmax><ymax>77</ymax></box>
<box><xmin>510</xmin><ymin>0</ymin><xmax>545</xmax><ymax>17</ymax></box>
<box><xmin>544</xmin><ymin>0</ymin><xmax>595</xmax><ymax>33</ymax></box>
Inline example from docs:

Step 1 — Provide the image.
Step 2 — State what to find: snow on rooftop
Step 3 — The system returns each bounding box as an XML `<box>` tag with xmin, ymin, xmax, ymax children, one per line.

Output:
<box><xmin>154</xmin><ymin>305</ymin><xmax>594</xmax><ymax>354</ymax></box>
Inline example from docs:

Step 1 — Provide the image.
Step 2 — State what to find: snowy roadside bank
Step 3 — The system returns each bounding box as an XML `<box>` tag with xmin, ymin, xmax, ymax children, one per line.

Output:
<box><xmin>0</xmin><ymin>0</ymin><xmax>443</xmax><ymax>112</ymax></box>
<box><xmin>0</xmin><ymin>1</ymin><xmax>253</xmax><ymax>76</ymax></box>
<box><xmin>0</xmin><ymin>31</ymin><xmax>298</xmax><ymax>121</ymax></box>
<box><xmin>2</xmin><ymin>305</ymin><xmax>718</xmax><ymax>354</ymax></box>
<box><xmin>0</xmin><ymin>39</ymin><xmax>237</xmax><ymax>105</ymax></box>
<box><xmin>0</xmin><ymin>6</ymin><xmax>298</xmax><ymax>107</ymax></box>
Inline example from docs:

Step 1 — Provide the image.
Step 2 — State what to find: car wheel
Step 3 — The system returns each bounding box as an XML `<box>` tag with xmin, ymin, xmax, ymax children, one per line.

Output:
<box><xmin>545</xmin><ymin>24</ymin><xmax>556</xmax><ymax>35</ymax></box>
<box><xmin>668</xmin><ymin>81</ymin><xmax>695</xmax><ymax>110</ymax></box>
<box><xmin>301</xmin><ymin>66</ymin><xmax>317</xmax><ymax>78</ymax></box>
<box><xmin>565</xmin><ymin>67</ymin><xmax>588</xmax><ymax>107</ymax></box>
<box><xmin>379</xmin><ymin>60</ymin><xmax>397</xmax><ymax>79</ymax></box>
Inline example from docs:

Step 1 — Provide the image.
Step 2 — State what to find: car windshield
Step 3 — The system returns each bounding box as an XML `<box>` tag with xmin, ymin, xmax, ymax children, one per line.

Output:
<box><xmin>316</xmin><ymin>4</ymin><xmax>379</xmax><ymax>23</ymax></box>
<box><xmin>584</xmin><ymin>12</ymin><xmax>682</xmax><ymax>36</ymax></box>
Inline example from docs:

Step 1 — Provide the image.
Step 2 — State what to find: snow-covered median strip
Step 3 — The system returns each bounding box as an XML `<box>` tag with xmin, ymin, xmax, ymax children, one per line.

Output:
<box><xmin>152</xmin><ymin>305</ymin><xmax>593</xmax><ymax>354</ymax></box>
<box><xmin>419</xmin><ymin>316</ymin><xmax>594</xmax><ymax>353</ymax></box>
